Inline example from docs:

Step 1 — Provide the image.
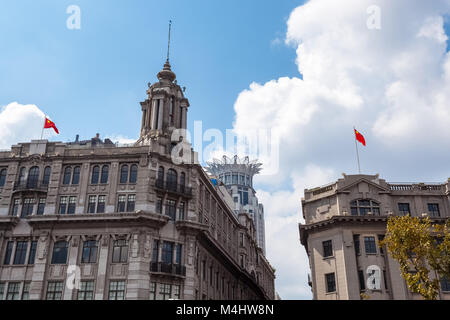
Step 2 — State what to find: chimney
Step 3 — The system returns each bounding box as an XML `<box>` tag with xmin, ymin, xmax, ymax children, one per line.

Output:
<box><xmin>75</xmin><ymin>134</ymin><xmax>79</xmax><ymax>143</ymax></box>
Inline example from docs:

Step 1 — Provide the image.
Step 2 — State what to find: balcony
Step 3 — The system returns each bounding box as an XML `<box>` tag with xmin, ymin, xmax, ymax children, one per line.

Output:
<box><xmin>13</xmin><ymin>180</ymin><xmax>49</xmax><ymax>193</ymax></box>
<box><xmin>155</xmin><ymin>179</ymin><xmax>193</xmax><ymax>198</ymax></box>
<box><xmin>150</xmin><ymin>262</ymin><xmax>186</xmax><ymax>277</ymax></box>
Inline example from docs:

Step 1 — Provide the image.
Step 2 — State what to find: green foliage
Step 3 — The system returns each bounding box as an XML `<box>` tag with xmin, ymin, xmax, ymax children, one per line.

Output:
<box><xmin>381</xmin><ymin>215</ymin><xmax>450</xmax><ymax>300</ymax></box>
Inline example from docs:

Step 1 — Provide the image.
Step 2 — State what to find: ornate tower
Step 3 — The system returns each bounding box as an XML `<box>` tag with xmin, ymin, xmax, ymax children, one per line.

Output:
<box><xmin>135</xmin><ymin>59</ymin><xmax>190</xmax><ymax>155</ymax></box>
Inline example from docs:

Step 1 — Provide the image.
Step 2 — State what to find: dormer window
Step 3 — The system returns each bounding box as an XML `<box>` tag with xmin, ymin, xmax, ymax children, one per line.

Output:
<box><xmin>350</xmin><ymin>199</ymin><xmax>380</xmax><ymax>216</ymax></box>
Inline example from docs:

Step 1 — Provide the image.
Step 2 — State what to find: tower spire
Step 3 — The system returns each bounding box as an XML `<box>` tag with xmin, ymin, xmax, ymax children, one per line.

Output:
<box><xmin>167</xmin><ymin>20</ymin><xmax>172</xmax><ymax>63</ymax></box>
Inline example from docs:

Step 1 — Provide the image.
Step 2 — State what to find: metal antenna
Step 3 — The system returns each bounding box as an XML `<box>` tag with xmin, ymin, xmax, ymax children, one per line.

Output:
<box><xmin>167</xmin><ymin>20</ymin><xmax>172</xmax><ymax>62</ymax></box>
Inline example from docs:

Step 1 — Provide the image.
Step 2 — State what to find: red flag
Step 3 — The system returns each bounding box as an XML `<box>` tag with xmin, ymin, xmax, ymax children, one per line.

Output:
<box><xmin>44</xmin><ymin>117</ymin><xmax>59</xmax><ymax>134</ymax></box>
<box><xmin>354</xmin><ymin>129</ymin><xmax>366</xmax><ymax>146</ymax></box>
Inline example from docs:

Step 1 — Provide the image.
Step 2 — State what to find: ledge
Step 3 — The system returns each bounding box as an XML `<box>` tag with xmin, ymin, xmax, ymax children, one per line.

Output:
<box><xmin>0</xmin><ymin>216</ymin><xmax>20</xmax><ymax>229</ymax></box>
<box><xmin>25</xmin><ymin>211</ymin><xmax>169</xmax><ymax>228</ymax></box>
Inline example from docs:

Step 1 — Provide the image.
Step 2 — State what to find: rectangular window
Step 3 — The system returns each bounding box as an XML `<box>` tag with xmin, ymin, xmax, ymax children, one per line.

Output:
<box><xmin>6</xmin><ymin>282</ymin><xmax>20</xmax><ymax>300</ymax></box>
<box><xmin>378</xmin><ymin>235</ymin><xmax>385</xmax><ymax>254</ymax></box>
<box><xmin>67</xmin><ymin>196</ymin><xmax>76</xmax><ymax>214</ymax></box>
<box><xmin>398</xmin><ymin>203</ymin><xmax>410</xmax><ymax>215</ymax></box>
<box><xmin>22</xmin><ymin>282</ymin><xmax>30</xmax><ymax>300</ymax></box>
<box><xmin>364</xmin><ymin>236</ymin><xmax>377</xmax><ymax>254</ymax></box>
<box><xmin>156</xmin><ymin>198</ymin><xmax>162</xmax><ymax>213</ymax></box>
<box><xmin>11</xmin><ymin>199</ymin><xmax>20</xmax><ymax>216</ymax></box>
<box><xmin>109</xmin><ymin>280</ymin><xmax>126</xmax><ymax>300</ymax></box>
<box><xmin>59</xmin><ymin>196</ymin><xmax>68</xmax><ymax>214</ymax></box>
<box><xmin>202</xmin><ymin>261</ymin><xmax>206</xmax><ymax>280</ymax></box>
<box><xmin>0</xmin><ymin>282</ymin><xmax>4</xmax><ymax>300</ymax></box>
<box><xmin>112</xmin><ymin>240</ymin><xmax>128</xmax><ymax>263</ymax></box>
<box><xmin>51</xmin><ymin>241</ymin><xmax>69</xmax><ymax>264</ymax></box>
<box><xmin>81</xmin><ymin>240</ymin><xmax>98</xmax><ymax>264</ymax></box>
<box><xmin>232</xmin><ymin>174</ymin><xmax>238</xmax><ymax>184</ymax></box>
<box><xmin>322</xmin><ymin>240</ymin><xmax>333</xmax><ymax>258</ymax></box>
<box><xmin>428</xmin><ymin>203</ymin><xmax>440</xmax><ymax>217</ymax></box>
<box><xmin>178</xmin><ymin>202</ymin><xmax>185</xmax><ymax>220</ymax></box>
<box><xmin>97</xmin><ymin>195</ymin><xmax>106</xmax><ymax>213</ymax></box>
<box><xmin>175</xmin><ymin>244</ymin><xmax>182</xmax><ymax>264</ymax></box>
<box><xmin>239</xmin><ymin>233</ymin><xmax>244</xmax><ymax>247</ymax></box>
<box><xmin>77</xmin><ymin>281</ymin><xmax>95</xmax><ymax>300</ymax></box>
<box><xmin>353</xmin><ymin>234</ymin><xmax>360</xmax><ymax>255</ymax></box>
<box><xmin>117</xmin><ymin>195</ymin><xmax>126</xmax><ymax>213</ymax></box>
<box><xmin>325</xmin><ymin>273</ymin><xmax>336</xmax><ymax>293</ymax></box>
<box><xmin>173</xmin><ymin>284</ymin><xmax>180</xmax><ymax>300</ymax></box>
<box><xmin>358</xmin><ymin>270</ymin><xmax>365</xmax><ymax>291</ymax></box>
<box><xmin>152</xmin><ymin>240</ymin><xmax>159</xmax><ymax>262</ymax></box>
<box><xmin>210</xmin><ymin>265</ymin><xmax>213</xmax><ymax>286</ymax></box>
<box><xmin>149</xmin><ymin>282</ymin><xmax>156</xmax><ymax>300</ymax></box>
<box><xmin>21</xmin><ymin>198</ymin><xmax>35</xmax><ymax>217</ymax></box>
<box><xmin>161</xmin><ymin>242</ymin><xmax>174</xmax><ymax>264</ymax></box>
<box><xmin>383</xmin><ymin>270</ymin><xmax>388</xmax><ymax>290</ymax></box>
<box><xmin>37</xmin><ymin>198</ymin><xmax>46</xmax><ymax>215</ymax></box>
<box><xmin>13</xmin><ymin>241</ymin><xmax>28</xmax><ymax>265</ymax></box>
<box><xmin>159</xmin><ymin>283</ymin><xmax>171</xmax><ymax>300</ymax></box>
<box><xmin>88</xmin><ymin>195</ymin><xmax>96</xmax><ymax>213</ymax></box>
<box><xmin>440</xmin><ymin>277</ymin><xmax>450</xmax><ymax>292</ymax></box>
<box><xmin>28</xmin><ymin>241</ymin><xmax>37</xmax><ymax>265</ymax></box>
<box><xmin>165</xmin><ymin>199</ymin><xmax>176</xmax><ymax>220</ymax></box>
<box><xmin>46</xmin><ymin>281</ymin><xmax>64</xmax><ymax>300</ymax></box>
<box><xmin>127</xmin><ymin>194</ymin><xmax>135</xmax><ymax>212</ymax></box>
<box><xmin>4</xmin><ymin>241</ymin><xmax>14</xmax><ymax>265</ymax></box>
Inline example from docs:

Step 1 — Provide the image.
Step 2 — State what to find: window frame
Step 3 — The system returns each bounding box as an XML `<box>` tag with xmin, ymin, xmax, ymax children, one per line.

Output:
<box><xmin>322</xmin><ymin>240</ymin><xmax>333</xmax><ymax>258</ymax></box>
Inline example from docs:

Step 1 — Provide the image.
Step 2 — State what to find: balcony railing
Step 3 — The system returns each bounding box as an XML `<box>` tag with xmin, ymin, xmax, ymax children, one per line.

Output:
<box><xmin>13</xmin><ymin>180</ymin><xmax>49</xmax><ymax>192</ymax></box>
<box><xmin>155</xmin><ymin>179</ymin><xmax>193</xmax><ymax>197</ymax></box>
<box><xmin>389</xmin><ymin>183</ymin><xmax>444</xmax><ymax>192</ymax></box>
<box><xmin>150</xmin><ymin>262</ymin><xmax>186</xmax><ymax>277</ymax></box>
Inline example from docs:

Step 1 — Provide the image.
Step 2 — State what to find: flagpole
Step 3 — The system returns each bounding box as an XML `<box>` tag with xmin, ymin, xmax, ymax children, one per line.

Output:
<box><xmin>354</xmin><ymin>126</ymin><xmax>361</xmax><ymax>174</ymax></box>
<box><xmin>40</xmin><ymin>118</ymin><xmax>45</xmax><ymax>140</ymax></box>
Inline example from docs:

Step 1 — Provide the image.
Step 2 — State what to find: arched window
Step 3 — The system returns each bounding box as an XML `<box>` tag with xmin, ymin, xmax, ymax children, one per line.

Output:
<box><xmin>158</xmin><ymin>166</ymin><xmax>164</xmax><ymax>181</ymax></box>
<box><xmin>91</xmin><ymin>166</ymin><xmax>100</xmax><ymax>184</ymax></box>
<box><xmin>120</xmin><ymin>165</ymin><xmax>128</xmax><ymax>184</ymax></box>
<box><xmin>0</xmin><ymin>168</ymin><xmax>7</xmax><ymax>187</ymax></box>
<box><xmin>43</xmin><ymin>166</ymin><xmax>51</xmax><ymax>185</ymax></box>
<box><xmin>27</xmin><ymin>167</ymin><xmax>39</xmax><ymax>188</ymax></box>
<box><xmin>129</xmin><ymin>164</ymin><xmax>138</xmax><ymax>183</ymax></box>
<box><xmin>63</xmin><ymin>167</ymin><xmax>72</xmax><ymax>185</ymax></box>
<box><xmin>72</xmin><ymin>166</ymin><xmax>80</xmax><ymax>185</ymax></box>
<box><xmin>19</xmin><ymin>167</ymin><xmax>26</xmax><ymax>183</ymax></box>
<box><xmin>350</xmin><ymin>199</ymin><xmax>380</xmax><ymax>216</ymax></box>
<box><xmin>101</xmin><ymin>165</ymin><xmax>109</xmax><ymax>184</ymax></box>
<box><xmin>167</xmin><ymin>169</ymin><xmax>177</xmax><ymax>192</ymax></box>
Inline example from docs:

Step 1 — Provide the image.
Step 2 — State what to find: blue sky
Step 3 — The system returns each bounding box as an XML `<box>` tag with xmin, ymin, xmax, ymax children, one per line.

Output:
<box><xmin>0</xmin><ymin>0</ymin><xmax>301</xmax><ymax>142</ymax></box>
<box><xmin>2</xmin><ymin>1</ymin><xmax>450</xmax><ymax>300</ymax></box>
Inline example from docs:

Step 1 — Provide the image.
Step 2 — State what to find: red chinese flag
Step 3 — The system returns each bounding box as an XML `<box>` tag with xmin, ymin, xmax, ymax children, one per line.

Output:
<box><xmin>44</xmin><ymin>117</ymin><xmax>59</xmax><ymax>134</ymax></box>
<box><xmin>354</xmin><ymin>129</ymin><xmax>366</xmax><ymax>146</ymax></box>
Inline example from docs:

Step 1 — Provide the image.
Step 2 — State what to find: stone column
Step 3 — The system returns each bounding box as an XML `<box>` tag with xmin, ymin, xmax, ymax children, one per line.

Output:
<box><xmin>94</xmin><ymin>235</ymin><xmax>110</xmax><ymax>300</ymax></box>
<box><xmin>64</xmin><ymin>236</ymin><xmax>80</xmax><ymax>300</ymax></box>
<box><xmin>126</xmin><ymin>232</ymin><xmax>151</xmax><ymax>300</ymax></box>
<box><xmin>29</xmin><ymin>232</ymin><xmax>50</xmax><ymax>300</ymax></box>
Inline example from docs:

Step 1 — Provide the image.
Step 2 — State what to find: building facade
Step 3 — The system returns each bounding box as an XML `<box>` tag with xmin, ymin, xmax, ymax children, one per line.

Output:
<box><xmin>0</xmin><ymin>59</ymin><xmax>275</xmax><ymax>300</ymax></box>
<box><xmin>299</xmin><ymin>173</ymin><xmax>450</xmax><ymax>300</ymax></box>
<box><xmin>207</xmin><ymin>156</ymin><xmax>266</xmax><ymax>254</ymax></box>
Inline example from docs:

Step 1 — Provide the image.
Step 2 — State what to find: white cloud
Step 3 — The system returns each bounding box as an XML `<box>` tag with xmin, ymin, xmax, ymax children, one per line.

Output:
<box><xmin>233</xmin><ymin>0</ymin><xmax>450</xmax><ymax>299</ymax></box>
<box><xmin>106</xmin><ymin>134</ymin><xmax>136</xmax><ymax>145</ymax></box>
<box><xmin>0</xmin><ymin>102</ymin><xmax>57</xmax><ymax>149</ymax></box>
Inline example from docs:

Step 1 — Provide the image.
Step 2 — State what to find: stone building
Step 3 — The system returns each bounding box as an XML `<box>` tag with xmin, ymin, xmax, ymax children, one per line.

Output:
<box><xmin>207</xmin><ymin>156</ymin><xmax>266</xmax><ymax>254</ymax></box>
<box><xmin>299</xmin><ymin>173</ymin><xmax>450</xmax><ymax>300</ymax></box>
<box><xmin>0</xmin><ymin>59</ymin><xmax>275</xmax><ymax>300</ymax></box>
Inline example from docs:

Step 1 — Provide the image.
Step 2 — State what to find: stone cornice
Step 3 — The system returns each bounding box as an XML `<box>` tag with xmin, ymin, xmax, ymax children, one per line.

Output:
<box><xmin>299</xmin><ymin>215</ymin><xmax>450</xmax><ymax>247</ymax></box>
<box><xmin>26</xmin><ymin>211</ymin><xmax>169</xmax><ymax>229</ymax></box>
